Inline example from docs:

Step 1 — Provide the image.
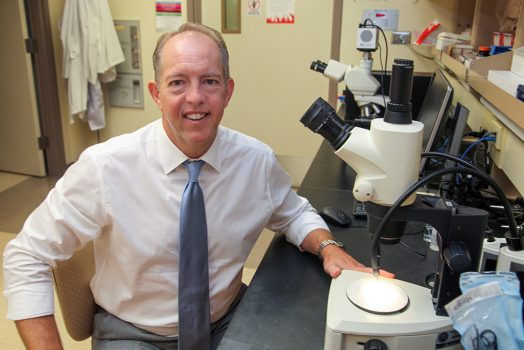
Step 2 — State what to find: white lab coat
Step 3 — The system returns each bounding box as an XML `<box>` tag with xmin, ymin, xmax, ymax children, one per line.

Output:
<box><xmin>60</xmin><ymin>0</ymin><xmax>124</xmax><ymax>130</ymax></box>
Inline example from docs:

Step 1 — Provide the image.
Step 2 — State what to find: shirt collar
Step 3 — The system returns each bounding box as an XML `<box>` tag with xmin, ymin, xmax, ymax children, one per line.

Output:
<box><xmin>155</xmin><ymin>120</ymin><xmax>222</xmax><ymax>174</ymax></box>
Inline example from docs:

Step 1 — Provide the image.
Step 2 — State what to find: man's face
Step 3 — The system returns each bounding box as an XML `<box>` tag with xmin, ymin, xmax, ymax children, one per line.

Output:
<box><xmin>148</xmin><ymin>31</ymin><xmax>234</xmax><ymax>158</ymax></box>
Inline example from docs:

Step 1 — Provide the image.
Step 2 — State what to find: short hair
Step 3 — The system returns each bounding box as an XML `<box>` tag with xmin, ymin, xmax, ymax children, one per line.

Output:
<box><xmin>152</xmin><ymin>23</ymin><xmax>230</xmax><ymax>84</ymax></box>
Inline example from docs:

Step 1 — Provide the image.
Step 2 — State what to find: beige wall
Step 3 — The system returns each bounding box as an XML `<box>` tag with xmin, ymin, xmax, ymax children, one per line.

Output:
<box><xmin>48</xmin><ymin>0</ymin><xmax>463</xmax><ymax>183</ymax></box>
<box><xmin>201</xmin><ymin>1</ymin><xmax>332</xmax><ymax>159</ymax></box>
<box><xmin>47</xmin><ymin>0</ymin><xmax>189</xmax><ymax>164</ymax></box>
<box><xmin>100</xmin><ymin>0</ymin><xmax>189</xmax><ymax>143</ymax></box>
<box><xmin>49</xmin><ymin>0</ymin><xmax>333</xmax><ymax>182</ymax></box>
<box><xmin>340</xmin><ymin>0</ymin><xmax>458</xmax><ymax>73</ymax></box>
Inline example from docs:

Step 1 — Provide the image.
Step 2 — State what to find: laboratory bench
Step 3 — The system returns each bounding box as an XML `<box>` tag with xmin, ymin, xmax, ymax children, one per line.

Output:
<box><xmin>217</xmin><ymin>141</ymin><xmax>439</xmax><ymax>350</ymax></box>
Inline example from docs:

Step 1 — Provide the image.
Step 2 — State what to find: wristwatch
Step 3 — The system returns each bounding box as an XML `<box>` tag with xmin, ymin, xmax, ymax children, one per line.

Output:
<box><xmin>317</xmin><ymin>239</ymin><xmax>345</xmax><ymax>260</ymax></box>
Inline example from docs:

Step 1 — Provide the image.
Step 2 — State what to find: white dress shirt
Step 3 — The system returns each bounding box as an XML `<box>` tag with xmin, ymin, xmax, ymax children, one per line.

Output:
<box><xmin>3</xmin><ymin>119</ymin><xmax>328</xmax><ymax>336</ymax></box>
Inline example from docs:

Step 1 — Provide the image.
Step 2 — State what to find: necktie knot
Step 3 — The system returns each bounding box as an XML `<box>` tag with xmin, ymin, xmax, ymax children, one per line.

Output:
<box><xmin>185</xmin><ymin>160</ymin><xmax>204</xmax><ymax>183</ymax></box>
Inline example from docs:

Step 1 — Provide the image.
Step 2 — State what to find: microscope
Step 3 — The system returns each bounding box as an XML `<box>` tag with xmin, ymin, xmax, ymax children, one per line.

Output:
<box><xmin>300</xmin><ymin>59</ymin><xmax>492</xmax><ymax>349</ymax></box>
<box><xmin>310</xmin><ymin>22</ymin><xmax>385</xmax><ymax>123</ymax></box>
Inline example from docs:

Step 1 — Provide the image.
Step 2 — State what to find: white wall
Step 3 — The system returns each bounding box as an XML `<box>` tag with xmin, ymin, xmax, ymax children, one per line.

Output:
<box><xmin>47</xmin><ymin>0</ymin><xmax>463</xmax><ymax>183</ymax></box>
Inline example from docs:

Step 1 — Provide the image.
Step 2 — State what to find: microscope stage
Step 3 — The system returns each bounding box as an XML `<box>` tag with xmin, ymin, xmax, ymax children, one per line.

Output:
<box><xmin>327</xmin><ymin>270</ymin><xmax>452</xmax><ymax>336</ymax></box>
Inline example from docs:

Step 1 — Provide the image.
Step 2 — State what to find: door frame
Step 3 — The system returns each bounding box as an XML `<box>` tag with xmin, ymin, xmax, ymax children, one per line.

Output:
<box><xmin>24</xmin><ymin>0</ymin><xmax>66</xmax><ymax>177</ymax></box>
<box><xmin>187</xmin><ymin>0</ymin><xmax>202</xmax><ymax>23</ymax></box>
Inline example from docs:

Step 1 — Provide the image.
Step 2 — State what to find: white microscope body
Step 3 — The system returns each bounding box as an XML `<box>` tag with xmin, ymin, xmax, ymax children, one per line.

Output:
<box><xmin>325</xmin><ymin>271</ymin><xmax>462</xmax><ymax>350</ymax></box>
<box><xmin>320</xmin><ymin>107</ymin><xmax>462</xmax><ymax>350</ymax></box>
<box><xmin>322</xmin><ymin>56</ymin><xmax>384</xmax><ymax>107</ymax></box>
<box><xmin>301</xmin><ymin>59</ymin><xmax>465</xmax><ymax>349</ymax></box>
<box><xmin>311</xmin><ymin>23</ymin><xmax>386</xmax><ymax>111</ymax></box>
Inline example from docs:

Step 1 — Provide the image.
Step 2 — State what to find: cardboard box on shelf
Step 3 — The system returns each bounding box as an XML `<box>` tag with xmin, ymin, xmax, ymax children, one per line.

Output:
<box><xmin>493</xmin><ymin>32</ymin><xmax>515</xmax><ymax>47</ymax></box>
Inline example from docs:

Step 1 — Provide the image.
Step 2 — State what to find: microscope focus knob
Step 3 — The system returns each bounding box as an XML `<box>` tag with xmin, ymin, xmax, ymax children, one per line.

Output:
<box><xmin>443</xmin><ymin>241</ymin><xmax>471</xmax><ymax>273</ymax></box>
<box><xmin>364</xmin><ymin>339</ymin><xmax>388</xmax><ymax>350</ymax></box>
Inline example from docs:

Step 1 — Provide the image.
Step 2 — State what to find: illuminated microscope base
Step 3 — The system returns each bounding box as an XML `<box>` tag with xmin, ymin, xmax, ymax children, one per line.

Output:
<box><xmin>324</xmin><ymin>271</ymin><xmax>462</xmax><ymax>350</ymax></box>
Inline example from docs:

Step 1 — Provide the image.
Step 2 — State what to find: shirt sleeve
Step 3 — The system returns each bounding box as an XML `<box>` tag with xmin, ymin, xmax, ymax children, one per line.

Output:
<box><xmin>2</xmin><ymin>151</ymin><xmax>108</xmax><ymax>320</ymax></box>
<box><xmin>264</xmin><ymin>153</ymin><xmax>329</xmax><ymax>249</ymax></box>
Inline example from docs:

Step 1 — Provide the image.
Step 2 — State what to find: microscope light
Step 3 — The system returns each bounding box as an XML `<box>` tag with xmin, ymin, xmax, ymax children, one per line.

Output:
<box><xmin>346</xmin><ymin>275</ymin><xmax>409</xmax><ymax>314</ymax></box>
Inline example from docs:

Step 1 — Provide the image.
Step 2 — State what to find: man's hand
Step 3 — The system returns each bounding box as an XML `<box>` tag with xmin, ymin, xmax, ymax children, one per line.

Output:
<box><xmin>321</xmin><ymin>244</ymin><xmax>395</xmax><ymax>279</ymax></box>
<box><xmin>301</xmin><ymin>229</ymin><xmax>395</xmax><ymax>279</ymax></box>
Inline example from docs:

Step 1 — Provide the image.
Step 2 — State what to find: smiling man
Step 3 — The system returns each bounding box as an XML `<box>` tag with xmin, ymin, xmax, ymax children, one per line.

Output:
<box><xmin>3</xmin><ymin>23</ymin><xmax>381</xmax><ymax>350</ymax></box>
<box><xmin>149</xmin><ymin>28</ymin><xmax>235</xmax><ymax>159</ymax></box>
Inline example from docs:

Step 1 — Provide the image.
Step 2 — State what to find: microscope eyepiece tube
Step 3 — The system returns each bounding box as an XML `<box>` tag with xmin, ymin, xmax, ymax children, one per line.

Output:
<box><xmin>384</xmin><ymin>58</ymin><xmax>414</xmax><ymax>125</ymax></box>
<box><xmin>310</xmin><ymin>60</ymin><xmax>328</xmax><ymax>74</ymax></box>
<box><xmin>300</xmin><ymin>97</ymin><xmax>352</xmax><ymax>150</ymax></box>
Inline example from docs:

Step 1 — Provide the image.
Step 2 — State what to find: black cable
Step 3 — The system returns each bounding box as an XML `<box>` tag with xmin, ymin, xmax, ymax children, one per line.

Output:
<box><xmin>471</xmin><ymin>324</ymin><xmax>498</xmax><ymax>350</ymax></box>
<box><xmin>400</xmin><ymin>240</ymin><xmax>427</xmax><ymax>257</ymax></box>
<box><xmin>362</xmin><ymin>19</ymin><xmax>388</xmax><ymax>113</ymax></box>
<box><xmin>370</xmin><ymin>154</ymin><xmax>520</xmax><ymax>274</ymax></box>
<box><xmin>363</xmin><ymin>18</ymin><xmax>374</xmax><ymax>26</ymax></box>
<box><xmin>423</xmin><ymin>151</ymin><xmax>485</xmax><ymax>171</ymax></box>
<box><xmin>377</xmin><ymin>42</ymin><xmax>387</xmax><ymax>108</ymax></box>
<box><xmin>376</xmin><ymin>25</ymin><xmax>388</xmax><ymax>109</ymax></box>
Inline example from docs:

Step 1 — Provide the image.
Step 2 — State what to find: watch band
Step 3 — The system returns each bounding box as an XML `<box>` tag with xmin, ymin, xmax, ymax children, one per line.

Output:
<box><xmin>317</xmin><ymin>239</ymin><xmax>345</xmax><ymax>260</ymax></box>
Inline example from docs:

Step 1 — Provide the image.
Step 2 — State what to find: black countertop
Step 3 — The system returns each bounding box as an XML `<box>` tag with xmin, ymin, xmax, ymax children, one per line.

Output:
<box><xmin>218</xmin><ymin>141</ymin><xmax>438</xmax><ymax>350</ymax></box>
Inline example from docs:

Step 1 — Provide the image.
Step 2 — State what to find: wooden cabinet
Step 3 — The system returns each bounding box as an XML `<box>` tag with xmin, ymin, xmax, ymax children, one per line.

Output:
<box><xmin>431</xmin><ymin>0</ymin><xmax>524</xmax><ymax>195</ymax></box>
<box><xmin>471</xmin><ymin>0</ymin><xmax>524</xmax><ymax>48</ymax></box>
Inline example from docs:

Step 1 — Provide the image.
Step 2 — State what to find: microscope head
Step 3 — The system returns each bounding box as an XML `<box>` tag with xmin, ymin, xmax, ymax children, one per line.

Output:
<box><xmin>301</xmin><ymin>59</ymin><xmax>423</xmax><ymax>207</ymax></box>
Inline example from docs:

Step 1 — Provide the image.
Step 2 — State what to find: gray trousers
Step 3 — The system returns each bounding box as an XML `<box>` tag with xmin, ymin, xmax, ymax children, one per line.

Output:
<box><xmin>92</xmin><ymin>284</ymin><xmax>247</xmax><ymax>350</ymax></box>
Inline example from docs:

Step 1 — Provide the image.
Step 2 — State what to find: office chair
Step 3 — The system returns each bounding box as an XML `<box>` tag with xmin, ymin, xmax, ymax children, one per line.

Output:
<box><xmin>52</xmin><ymin>241</ymin><xmax>96</xmax><ymax>341</ymax></box>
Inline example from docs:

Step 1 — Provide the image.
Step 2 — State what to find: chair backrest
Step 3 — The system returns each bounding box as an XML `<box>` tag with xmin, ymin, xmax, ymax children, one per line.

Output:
<box><xmin>52</xmin><ymin>241</ymin><xmax>96</xmax><ymax>341</ymax></box>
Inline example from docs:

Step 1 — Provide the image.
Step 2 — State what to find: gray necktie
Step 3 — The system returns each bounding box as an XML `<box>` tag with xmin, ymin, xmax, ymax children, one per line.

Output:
<box><xmin>178</xmin><ymin>160</ymin><xmax>210</xmax><ymax>350</ymax></box>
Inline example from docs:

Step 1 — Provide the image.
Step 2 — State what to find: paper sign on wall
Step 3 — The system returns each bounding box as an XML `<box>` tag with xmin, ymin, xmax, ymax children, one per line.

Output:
<box><xmin>267</xmin><ymin>0</ymin><xmax>295</xmax><ymax>24</ymax></box>
<box><xmin>156</xmin><ymin>1</ymin><xmax>183</xmax><ymax>31</ymax></box>
<box><xmin>247</xmin><ymin>0</ymin><xmax>261</xmax><ymax>16</ymax></box>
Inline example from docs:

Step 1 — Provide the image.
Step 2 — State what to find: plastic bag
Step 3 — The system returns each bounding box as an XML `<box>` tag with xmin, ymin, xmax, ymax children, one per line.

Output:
<box><xmin>445</xmin><ymin>271</ymin><xmax>524</xmax><ymax>350</ymax></box>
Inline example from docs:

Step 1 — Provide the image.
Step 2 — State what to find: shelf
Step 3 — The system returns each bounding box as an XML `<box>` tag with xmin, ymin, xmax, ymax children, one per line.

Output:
<box><xmin>441</xmin><ymin>52</ymin><xmax>468</xmax><ymax>81</ymax></box>
<box><xmin>433</xmin><ymin>46</ymin><xmax>523</xmax><ymax>133</ymax></box>
<box><xmin>431</xmin><ymin>0</ymin><xmax>524</xmax><ymax>196</ymax></box>
<box><xmin>467</xmin><ymin>51</ymin><xmax>524</xmax><ymax>131</ymax></box>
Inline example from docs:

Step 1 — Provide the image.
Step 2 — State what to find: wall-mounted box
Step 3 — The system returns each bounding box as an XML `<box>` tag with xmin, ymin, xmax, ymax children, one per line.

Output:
<box><xmin>108</xmin><ymin>74</ymin><xmax>144</xmax><ymax>109</ymax></box>
<box><xmin>113</xmin><ymin>20</ymin><xmax>142</xmax><ymax>74</ymax></box>
<box><xmin>109</xmin><ymin>20</ymin><xmax>144</xmax><ymax>108</ymax></box>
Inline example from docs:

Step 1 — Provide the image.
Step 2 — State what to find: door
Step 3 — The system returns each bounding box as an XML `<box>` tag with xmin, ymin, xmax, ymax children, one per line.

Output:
<box><xmin>0</xmin><ymin>0</ymin><xmax>46</xmax><ymax>176</ymax></box>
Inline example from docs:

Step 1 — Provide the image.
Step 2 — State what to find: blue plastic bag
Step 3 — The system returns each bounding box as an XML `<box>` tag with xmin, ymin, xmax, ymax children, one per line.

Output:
<box><xmin>445</xmin><ymin>271</ymin><xmax>524</xmax><ymax>350</ymax></box>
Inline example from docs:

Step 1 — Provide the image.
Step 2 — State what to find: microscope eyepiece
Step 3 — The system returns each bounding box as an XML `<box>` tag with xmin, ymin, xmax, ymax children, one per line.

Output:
<box><xmin>300</xmin><ymin>97</ymin><xmax>352</xmax><ymax>150</ymax></box>
<box><xmin>384</xmin><ymin>58</ymin><xmax>414</xmax><ymax>125</ymax></box>
<box><xmin>310</xmin><ymin>60</ymin><xmax>327</xmax><ymax>74</ymax></box>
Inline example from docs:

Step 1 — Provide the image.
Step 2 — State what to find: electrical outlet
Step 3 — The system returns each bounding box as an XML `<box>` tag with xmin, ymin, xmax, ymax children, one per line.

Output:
<box><xmin>391</xmin><ymin>31</ymin><xmax>411</xmax><ymax>45</ymax></box>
